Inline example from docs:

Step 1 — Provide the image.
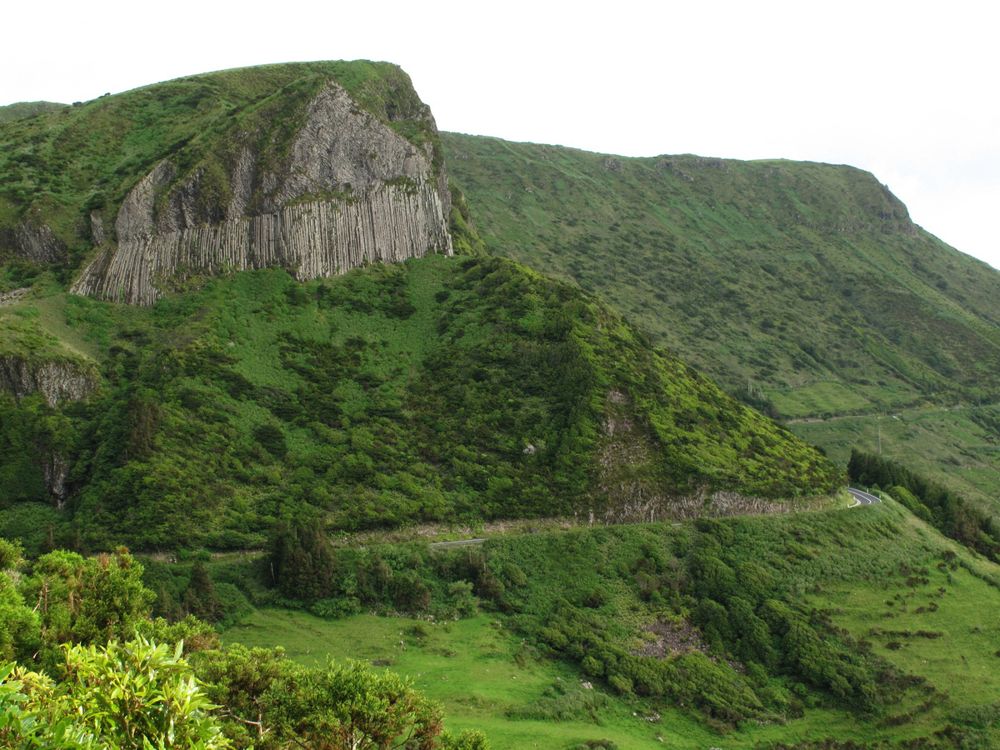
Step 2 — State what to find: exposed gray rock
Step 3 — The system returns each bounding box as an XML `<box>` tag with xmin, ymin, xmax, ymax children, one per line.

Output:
<box><xmin>0</xmin><ymin>288</ymin><xmax>29</xmax><ymax>305</ymax></box>
<box><xmin>271</xmin><ymin>83</ymin><xmax>429</xmax><ymax>207</ymax></box>
<box><xmin>14</xmin><ymin>220</ymin><xmax>66</xmax><ymax>263</ymax></box>
<box><xmin>227</xmin><ymin>146</ymin><xmax>256</xmax><ymax>220</ymax></box>
<box><xmin>43</xmin><ymin>451</ymin><xmax>70</xmax><ymax>509</ymax></box>
<box><xmin>74</xmin><ymin>81</ymin><xmax>453</xmax><ymax>305</ymax></box>
<box><xmin>0</xmin><ymin>355</ymin><xmax>97</xmax><ymax>407</ymax></box>
<box><xmin>74</xmin><ymin>180</ymin><xmax>450</xmax><ymax>305</ymax></box>
<box><xmin>116</xmin><ymin>160</ymin><xmax>177</xmax><ymax>240</ymax></box>
<box><xmin>0</xmin><ymin>355</ymin><xmax>94</xmax><ymax>505</ymax></box>
<box><xmin>90</xmin><ymin>211</ymin><xmax>106</xmax><ymax>245</ymax></box>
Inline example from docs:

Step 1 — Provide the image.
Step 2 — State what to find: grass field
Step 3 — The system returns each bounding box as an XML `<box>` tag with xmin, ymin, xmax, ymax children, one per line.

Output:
<box><xmin>791</xmin><ymin>402</ymin><xmax>999</xmax><ymax>507</ymax></box>
<box><xmin>225</xmin><ymin>609</ymin><xmax>878</xmax><ymax>749</ymax></box>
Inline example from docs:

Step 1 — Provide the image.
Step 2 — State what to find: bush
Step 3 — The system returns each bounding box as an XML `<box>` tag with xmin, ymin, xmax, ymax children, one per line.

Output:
<box><xmin>0</xmin><ymin>638</ymin><xmax>229</xmax><ymax>748</ymax></box>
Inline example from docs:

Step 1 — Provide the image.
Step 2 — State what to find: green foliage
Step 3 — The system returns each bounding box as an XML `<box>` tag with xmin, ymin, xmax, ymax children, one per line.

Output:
<box><xmin>194</xmin><ymin>644</ymin><xmax>452</xmax><ymax>749</ymax></box>
<box><xmin>0</xmin><ymin>101</ymin><xmax>67</xmax><ymax>125</ymax></box>
<box><xmin>431</xmin><ymin>509</ymin><xmax>941</xmax><ymax>729</ymax></box>
<box><xmin>20</xmin><ymin>547</ymin><xmax>154</xmax><ymax>661</ymax></box>
<box><xmin>0</xmin><ymin>256</ymin><xmax>837</xmax><ymax>550</ymax></box>
<box><xmin>0</xmin><ymin>638</ymin><xmax>230</xmax><ymax>749</ymax></box>
<box><xmin>0</xmin><ymin>532</ymin><xmax>486</xmax><ymax>749</ymax></box>
<box><xmin>442</xmin><ymin>133</ymin><xmax>1000</xmax><ymax>507</ymax></box>
<box><xmin>182</xmin><ymin>561</ymin><xmax>223</xmax><ymax>623</ymax></box>
<box><xmin>0</xmin><ymin>546</ymin><xmax>39</xmax><ymax>662</ymax></box>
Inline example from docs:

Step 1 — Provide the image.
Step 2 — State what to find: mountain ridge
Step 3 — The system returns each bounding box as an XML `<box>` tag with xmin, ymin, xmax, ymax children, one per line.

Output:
<box><xmin>442</xmin><ymin>132</ymin><xmax>1000</xmax><ymax>505</ymax></box>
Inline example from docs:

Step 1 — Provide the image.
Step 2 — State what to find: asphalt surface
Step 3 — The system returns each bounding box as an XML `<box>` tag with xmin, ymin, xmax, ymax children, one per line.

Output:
<box><xmin>428</xmin><ymin>538</ymin><xmax>487</xmax><ymax>550</ymax></box>
<box><xmin>848</xmin><ymin>488</ymin><xmax>882</xmax><ymax>507</ymax></box>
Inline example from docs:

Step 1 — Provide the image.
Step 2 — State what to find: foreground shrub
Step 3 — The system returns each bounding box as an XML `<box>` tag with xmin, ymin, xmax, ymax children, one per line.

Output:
<box><xmin>0</xmin><ymin>637</ymin><xmax>229</xmax><ymax>749</ymax></box>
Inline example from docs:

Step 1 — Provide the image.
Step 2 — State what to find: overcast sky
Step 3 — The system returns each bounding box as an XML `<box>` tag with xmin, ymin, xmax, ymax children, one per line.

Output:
<box><xmin>4</xmin><ymin>0</ymin><xmax>998</xmax><ymax>270</ymax></box>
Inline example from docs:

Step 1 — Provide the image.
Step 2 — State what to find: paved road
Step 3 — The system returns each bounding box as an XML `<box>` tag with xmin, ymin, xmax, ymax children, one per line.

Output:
<box><xmin>848</xmin><ymin>487</ymin><xmax>881</xmax><ymax>507</ymax></box>
<box><xmin>429</xmin><ymin>538</ymin><xmax>487</xmax><ymax>550</ymax></box>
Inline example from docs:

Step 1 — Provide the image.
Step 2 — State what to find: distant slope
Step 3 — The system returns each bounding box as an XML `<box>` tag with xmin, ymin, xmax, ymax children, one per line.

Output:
<box><xmin>442</xmin><ymin>133</ymin><xmax>1000</xmax><ymax>504</ymax></box>
<box><xmin>0</xmin><ymin>101</ymin><xmax>66</xmax><ymax>124</ymax></box>
<box><xmin>0</xmin><ymin>255</ymin><xmax>839</xmax><ymax>551</ymax></box>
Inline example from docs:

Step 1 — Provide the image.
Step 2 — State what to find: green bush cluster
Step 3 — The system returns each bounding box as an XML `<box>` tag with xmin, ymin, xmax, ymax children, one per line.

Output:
<box><xmin>447</xmin><ymin>515</ymin><xmax>920</xmax><ymax>729</ymax></box>
<box><xmin>267</xmin><ymin>517</ymin><xmax>486</xmax><ymax>620</ymax></box>
<box><xmin>0</xmin><ymin>537</ymin><xmax>489</xmax><ymax>749</ymax></box>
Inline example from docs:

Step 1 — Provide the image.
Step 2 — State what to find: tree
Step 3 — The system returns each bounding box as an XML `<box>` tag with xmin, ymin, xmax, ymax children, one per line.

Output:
<box><xmin>183</xmin><ymin>561</ymin><xmax>223</xmax><ymax>622</ymax></box>
<box><xmin>267</xmin><ymin>518</ymin><xmax>336</xmax><ymax>601</ymax></box>
<box><xmin>20</xmin><ymin>547</ymin><xmax>154</xmax><ymax>661</ymax></box>
<box><xmin>0</xmin><ymin>539</ymin><xmax>39</xmax><ymax>662</ymax></box>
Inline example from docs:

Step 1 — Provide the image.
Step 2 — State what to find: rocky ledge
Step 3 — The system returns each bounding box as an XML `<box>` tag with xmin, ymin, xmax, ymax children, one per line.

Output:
<box><xmin>0</xmin><ymin>355</ymin><xmax>97</xmax><ymax>407</ymax></box>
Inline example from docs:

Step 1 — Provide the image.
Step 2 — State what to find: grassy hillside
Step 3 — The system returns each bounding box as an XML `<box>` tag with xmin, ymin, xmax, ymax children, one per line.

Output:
<box><xmin>0</xmin><ymin>101</ymin><xmax>67</xmax><ymax>124</ymax></box>
<box><xmin>442</xmin><ymin>133</ymin><xmax>1000</xmax><ymax>505</ymax></box>
<box><xmin>0</xmin><ymin>255</ymin><xmax>839</xmax><ymax>551</ymax></box>
<box><xmin>222</xmin><ymin>498</ymin><xmax>1000</xmax><ymax>748</ymax></box>
<box><xmin>0</xmin><ymin>61</ymin><xmax>442</xmax><ymax>268</ymax></box>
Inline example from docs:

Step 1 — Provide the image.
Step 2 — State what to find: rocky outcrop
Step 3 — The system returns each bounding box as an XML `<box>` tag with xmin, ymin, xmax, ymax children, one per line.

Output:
<box><xmin>0</xmin><ymin>288</ymin><xmax>29</xmax><ymax>305</ymax></box>
<box><xmin>73</xmin><ymin>81</ymin><xmax>453</xmax><ymax>305</ymax></box>
<box><xmin>74</xmin><ymin>180</ymin><xmax>451</xmax><ymax>305</ymax></box>
<box><xmin>12</xmin><ymin>220</ymin><xmax>66</xmax><ymax>263</ymax></box>
<box><xmin>0</xmin><ymin>355</ymin><xmax>93</xmax><ymax>507</ymax></box>
<box><xmin>43</xmin><ymin>451</ymin><xmax>71</xmax><ymax>510</ymax></box>
<box><xmin>0</xmin><ymin>355</ymin><xmax>97</xmax><ymax>407</ymax></box>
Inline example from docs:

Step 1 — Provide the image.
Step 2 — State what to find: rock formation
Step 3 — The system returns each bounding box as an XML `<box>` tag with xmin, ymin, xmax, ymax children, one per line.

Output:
<box><xmin>10</xmin><ymin>219</ymin><xmax>66</xmax><ymax>263</ymax></box>
<box><xmin>0</xmin><ymin>355</ymin><xmax>97</xmax><ymax>407</ymax></box>
<box><xmin>73</xmin><ymin>81</ymin><xmax>453</xmax><ymax>305</ymax></box>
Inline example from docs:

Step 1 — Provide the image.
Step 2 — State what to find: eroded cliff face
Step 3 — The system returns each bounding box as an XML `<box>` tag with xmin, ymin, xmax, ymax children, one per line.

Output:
<box><xmin>0</xmin><ymin>355</ymin><xmax>97</xmax><ymax>407</ymax></box>
<box><xmin>73</xmin><ymin>81</ymin><xmax>453</xmax><ymax>305</ymax></box>
<box><xmin>3</xmin><ymin>219</ymin><xmax>67</xmax><ymax>264</ymax></box>
<box><xmin>0</xmin><ymin>355</ymin><xmax>97</xmax><ymax>506</ymax></box>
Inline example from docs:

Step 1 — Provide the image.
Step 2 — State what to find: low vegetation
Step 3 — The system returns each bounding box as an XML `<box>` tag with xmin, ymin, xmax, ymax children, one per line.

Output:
<box><xmin>0</xmin><ymin>255</ymin><xmax>838</xmax><ymax>551</ymax></box>
<box><xmin>221</xmin><ymin>500</ymin><xmax>1000</xmax><ymax>748</ymax></box>
<box><xmin>848</xmin><ymin>449</ymin><xmax>1000</xmax><ymax>561</ymax></box>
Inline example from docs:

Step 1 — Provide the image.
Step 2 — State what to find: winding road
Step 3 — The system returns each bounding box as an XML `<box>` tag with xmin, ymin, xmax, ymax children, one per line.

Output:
<box><xmin>429</xmin><ymin>538</ymin><xmax>487</xmax><ymax>550</ymax></box>
<box><xmin>848</xmin><ymin>488</ymin><xmax>881</xmax><ymax>507</ymax></box>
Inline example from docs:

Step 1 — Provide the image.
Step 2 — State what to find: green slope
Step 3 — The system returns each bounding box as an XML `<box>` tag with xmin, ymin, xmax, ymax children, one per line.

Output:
<box><xmin>441</xmin><ymin>133</ymin><xmax>1000</xmax><ymax>505</ymax></box>
<box><xmin>0</xmin><ymin>255</ymin><xmax>839</xmax><ymax>550</ymax></box>
<box><xmin>0</xmin><ymin>101</ymin><xmax>67</xmax><ymax>124</ymax></box>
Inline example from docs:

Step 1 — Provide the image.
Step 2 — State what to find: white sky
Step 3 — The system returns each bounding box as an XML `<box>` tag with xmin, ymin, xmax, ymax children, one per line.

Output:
<box><xmin>4</xmin><ymin>0</ymin><xmax>999</xmax><ymax>270</ymax></box>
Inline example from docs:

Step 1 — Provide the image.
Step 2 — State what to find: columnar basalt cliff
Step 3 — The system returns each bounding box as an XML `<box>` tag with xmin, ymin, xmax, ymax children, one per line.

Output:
<box><xmin>73</xmin><ymin>81</ymin><xmax>452</xmax><ymax>305</ymax></box>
